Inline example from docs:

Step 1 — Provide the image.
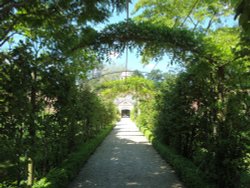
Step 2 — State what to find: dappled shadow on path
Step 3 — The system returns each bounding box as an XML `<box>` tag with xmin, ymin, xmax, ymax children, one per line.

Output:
<box><xmin>69</xmin><ymin>119</ymin><xmax>184</xmax><ymax>188</ymax></box>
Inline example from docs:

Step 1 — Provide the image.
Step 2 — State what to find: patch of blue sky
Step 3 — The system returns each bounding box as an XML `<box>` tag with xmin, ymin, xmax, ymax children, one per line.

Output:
<box><xmin>1</xmin><ymin>33</ymin><xmax>26</xmax><ymax>51</ymax></box>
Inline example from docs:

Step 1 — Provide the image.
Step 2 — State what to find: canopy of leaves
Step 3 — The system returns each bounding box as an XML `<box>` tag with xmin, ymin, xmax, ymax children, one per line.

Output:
<box><xmin>235</xmin><ymin>0</ymin><xmax>250</xmax><ymax>34</ymax></box>
<box><xmin>133</xmin><ymin>0</ymin><xmax>234</xmax><ymax>32</ymax></box>
<box><xmin>0</xmin><ymin>0</ymin><xmax>127</xmax><ymax>51</ymax></box>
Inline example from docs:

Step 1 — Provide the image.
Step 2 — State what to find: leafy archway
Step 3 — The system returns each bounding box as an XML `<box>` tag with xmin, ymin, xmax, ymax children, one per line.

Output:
<box><xmin>76</xmin><ymin>20</ymin><xmax>205</xmax><ymax>64</ymax></box>
<box><xmin>97</xmin><ymin>75</ymin><xmax>155</xmax><ymax>121</ymax></box>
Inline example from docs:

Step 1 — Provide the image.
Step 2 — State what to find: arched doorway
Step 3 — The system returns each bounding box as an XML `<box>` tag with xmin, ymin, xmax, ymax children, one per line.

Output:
<box><xmin>121</xmin><ymin>109</ymin><xmax>130</xmax><ymax>118</ymax></box>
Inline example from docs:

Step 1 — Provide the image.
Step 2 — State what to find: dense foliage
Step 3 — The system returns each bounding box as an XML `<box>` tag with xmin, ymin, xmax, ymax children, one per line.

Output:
<box><xmin>0</xmin><ymin>0</ymin><xmax>125</xmax><ymax>187</ymax></box>
<box><xmin>134</xmin><ymin>31</ymin><xmax>250</xmax><ymax>188</ymax></box>
<box><xmin>0</xmin><ymin>0</ymin><xmax>127</xmax><ymax>49</ymax></box>
<box><xmin>133</xmin><ymin>0</ymin><xmax>234</xmax><ymax>31</ymax></box>
<box><xmin>130</xmin><ymin>2</ymin><xmax>250</xmax><ymax>188</ymax></box>
<box><xmin>0</xmin><ymin>42</ymin><xmax>117</xmax><ymax>187</ymax></box>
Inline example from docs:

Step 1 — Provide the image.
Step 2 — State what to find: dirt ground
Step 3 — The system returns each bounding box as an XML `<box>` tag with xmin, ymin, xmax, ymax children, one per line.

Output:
<box><xmin>68</xmin><ymin>118</ymin><xmax>184</xmax><ymax>188</ymax></box>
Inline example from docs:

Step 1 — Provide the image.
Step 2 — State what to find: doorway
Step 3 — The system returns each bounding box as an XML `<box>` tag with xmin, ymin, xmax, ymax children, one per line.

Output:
<box><xmin>121</xmin><ymin>109</ymin><xmax>130</xmax><ymax>118</ymax></box>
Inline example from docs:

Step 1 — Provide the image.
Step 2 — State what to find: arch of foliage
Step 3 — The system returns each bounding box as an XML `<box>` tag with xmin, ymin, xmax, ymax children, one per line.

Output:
<box><xmin>76</xmin><ymin>20</ymin><xmax>205</xmax><ymax>64</ymax></box>
<box><xmin>97</xmin><ymin>76</ymin><xmax>156</xmax><ymax>126</ymax></box>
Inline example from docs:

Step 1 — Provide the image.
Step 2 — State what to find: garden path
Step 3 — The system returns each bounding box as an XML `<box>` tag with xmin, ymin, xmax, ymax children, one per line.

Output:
<box><xmin>68</xmin><ymin>118</ymin><xmax>184</xmax><ymax>188</ymax></box>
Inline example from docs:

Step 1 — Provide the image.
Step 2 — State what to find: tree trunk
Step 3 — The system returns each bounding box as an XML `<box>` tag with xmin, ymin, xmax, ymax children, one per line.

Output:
<box><xmin>27</xmin><ymin>70</ymin><xmax>37</xmax><ymax>186</ymax></box>
<box><xmin>27</xmin><ymin>157</ymin><xmax>34</xmax><ymax>186</ymax></box>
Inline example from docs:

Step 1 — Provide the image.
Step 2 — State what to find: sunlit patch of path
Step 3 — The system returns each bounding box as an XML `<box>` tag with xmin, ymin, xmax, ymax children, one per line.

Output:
<box><xmin>68</xmin><ymin>118</ymin><xmax>184</xmax><ymax>188</ymax></box>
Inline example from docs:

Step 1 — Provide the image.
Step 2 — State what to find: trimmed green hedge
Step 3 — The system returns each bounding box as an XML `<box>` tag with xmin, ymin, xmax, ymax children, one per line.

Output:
<box><xmin>137</xmin><ymin>124</ymin><xmax>215</xmax><ymax>188</ymax></box>
<box><xmin>241</xmin><ymin>171</ymin><xmax>250</xmax><ymax>188</ymax></box>
<box><xmin>32</xmin><ymin>125</ymin><xmax>114</xmax><ymax>188</ymax></box>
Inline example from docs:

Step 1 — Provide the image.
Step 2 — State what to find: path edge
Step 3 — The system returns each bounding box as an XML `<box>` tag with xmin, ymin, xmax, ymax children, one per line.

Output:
<box><xmin>136</xmin><ymin>123</ymin><xmax>215</xmax><ymax>188</ymax></box>
<box><xmin>32</xmin><ymin>124</ymin><xmax>115</xmax><ymax>188</ymax></box>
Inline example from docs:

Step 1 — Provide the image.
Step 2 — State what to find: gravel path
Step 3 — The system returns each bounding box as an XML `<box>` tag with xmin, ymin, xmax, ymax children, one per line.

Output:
<box><xmin>68</xmin><ymin>118</ymin><xmax>184</xmax><ymax>188</ymax></box>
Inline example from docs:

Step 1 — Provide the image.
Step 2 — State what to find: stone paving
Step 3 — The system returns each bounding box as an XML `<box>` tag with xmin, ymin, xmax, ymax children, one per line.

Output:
<box><xmin>68</xmin><ymin>118</ymin><xmax>184</xmax><ymax>188</ymax></box>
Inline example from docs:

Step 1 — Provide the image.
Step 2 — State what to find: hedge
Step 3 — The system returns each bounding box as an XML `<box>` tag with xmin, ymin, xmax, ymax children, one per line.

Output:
<box><xmin>137</xmin><ymin>124</ymin><xmax>215</xmax><ymax>188</ymax></box>
<box><xmin>32</xmin><ymin>124</ymin><xmax>114</xmax><ymax>188</ymax></box>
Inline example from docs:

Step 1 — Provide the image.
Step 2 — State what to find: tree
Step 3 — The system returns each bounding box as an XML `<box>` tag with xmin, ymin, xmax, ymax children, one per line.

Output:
<box><xmin>133</xmin><ymin>0</ymin><xmax>234</xmax><ymax>32</ymax></box>
<box><xmin>234</xmin><ymin>0</ymin><xmax>250</xmax><ymax>34</ymax></box>
<box><xmin>0</xmin><ymin>0</ymin><xmax>127</xmax><ymax>49</ymax></box>
<box><xmin>132</xmin><ymin>70</ymin><xmax>145</xmax><ymax>78</ymax></box>
<box><xmin>146</xmin><ymin>69</ymin><xmax>164</xmax><ymax>85</ymax></box>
